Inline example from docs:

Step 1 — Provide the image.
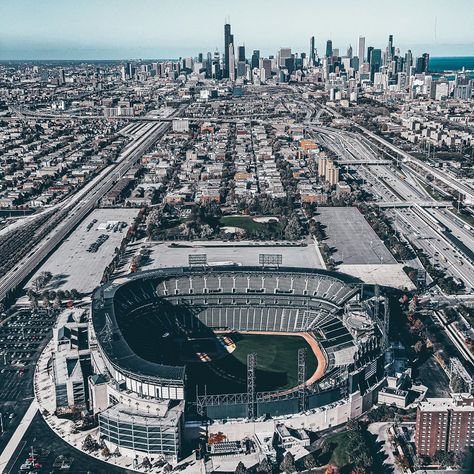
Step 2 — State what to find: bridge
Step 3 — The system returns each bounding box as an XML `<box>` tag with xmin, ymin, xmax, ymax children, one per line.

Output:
<box><xmin>336</xmin><ymin>160</ymin><xmax>392</xmax><ymax>166</ymax></box>
<box><xmin>376</xmin><ymin>201</ymin><xmax>452</xmax><ymax>208</ymax></box>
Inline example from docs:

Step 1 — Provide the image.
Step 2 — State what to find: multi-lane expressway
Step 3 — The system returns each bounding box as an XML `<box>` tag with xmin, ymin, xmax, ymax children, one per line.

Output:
<box><xmin>313</xmin><ymin>103</ymin><xmax>474</xmax><ymax>205</ymax></box>
<box><xmin>310</xmin><ymin>125</ymin><xmax>474</xmax><ymax>292</ymax></box>
<box><xmin>0</xmin><ymin>109</ymin><xmax>183</xmax><ymax>302</ymax></box>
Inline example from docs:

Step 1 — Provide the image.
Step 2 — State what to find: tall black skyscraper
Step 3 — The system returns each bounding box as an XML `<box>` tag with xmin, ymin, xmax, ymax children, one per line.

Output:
<box><xmin>206</xmin><ymin>51</ymin><xmax>212</xmax><ymax>78</ymax></box>
<box><xmin>367</xmin><ymin>46</ymin><xmax>374</xmax><ymax>64</ymax></box>
<box><xmin>251</xmin><ymin>50</ymin><xmax>260</xmax><ymax>70</ymax></box>
<box><xmin>370</xmin><ymin>48</ymin><xmax>382</xmax><ymax>80</ymax></box>
<box><xmin>416</xmin><ymin>53</ymin><xmax>430</xmax><ymax>74</ymax></box>
<box><xmin>310</xmin><ymin>36</ymin><xmax>316</xmax><ymax>65</ymax></box>
<box><xmin>238</xmin><ymin>45</ymin><xmax>246</xmax><ymax>62</ymax></box>
<box><xmin>386</xmin><ymin>34</ymin><xmax>394</xmax><ymax>65</ymax></box>
<box><xmin>325</xmin><ymin>40</ymin><xmax>333</xmax><ymax>58</ymax></box>
<box><xmin>224</xmin><ymin>22</ymin><xmax>232</xmax><ymax>78</ymax></box>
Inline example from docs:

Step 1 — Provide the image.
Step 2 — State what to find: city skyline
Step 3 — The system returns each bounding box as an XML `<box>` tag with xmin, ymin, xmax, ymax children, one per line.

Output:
<box><xmin>1</xmin><ymin>0</ymin><xmax>473</xmax><ymax>60</ymax></box>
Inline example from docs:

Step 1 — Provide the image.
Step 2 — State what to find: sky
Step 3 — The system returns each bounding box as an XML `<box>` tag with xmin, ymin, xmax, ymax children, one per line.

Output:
<box><xmin>0</xmin><ymin>0</ymin><xmax>473</xmax><ymax>60</ymax></box>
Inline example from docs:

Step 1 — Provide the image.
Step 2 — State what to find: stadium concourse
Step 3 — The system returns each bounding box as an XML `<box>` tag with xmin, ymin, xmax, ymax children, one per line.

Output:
<box><xmin>86</xmin><ymin>265</ymin><xmax>388</xmax><ymax>461</ymax></box>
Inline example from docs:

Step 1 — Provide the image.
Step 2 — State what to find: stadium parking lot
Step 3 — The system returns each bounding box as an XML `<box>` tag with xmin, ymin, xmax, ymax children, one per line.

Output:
<box><xmin>144</xmin><ymin>239</ymin><xmax>324</xmax><ymax>270</ymax></box>
<box><xmin>0</xmin><ymin>309</ymin><xmax>58</xmax><ymax>455</ymax></box>
<box><xmin>26</xmin><ymin>208</ymin><xmax>140</xmax><ymax>294</ymax></box>
<box><xmin>315</xmin><ymin>207</ymin><xmax>395</xmax><ymax>265</ymax></box>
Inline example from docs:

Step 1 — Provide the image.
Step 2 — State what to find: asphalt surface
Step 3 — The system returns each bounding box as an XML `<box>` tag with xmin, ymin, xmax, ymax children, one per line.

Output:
<box><xmin>0</xmin><ymin>309</ymin><xmax>57</xmax><ymax>456</ymax></box>
<box><xmin>0</xmin><ymin>115</ymin><xmax>176</xmax><ymax>302</ymax></box>
<box><xmin>4</xmin><ymin>413</ymin><xmax>134</xmax><ymax>474</ymax></box>
<box><xmin>313</xmin><ymin>125</ymin><xmax>474</xmax><ymax>291</ymax></box>
<box><xmin>316</xmin><ymin>207</ymin><xmax>395</xmax><ymax>265</ymax></box>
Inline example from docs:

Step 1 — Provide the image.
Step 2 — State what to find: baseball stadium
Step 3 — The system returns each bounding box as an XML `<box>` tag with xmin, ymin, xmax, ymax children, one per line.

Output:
<box><xmin>91</xmin><ymin>266</ymin><xmax>387</xmax><ymax>422</ymax></box>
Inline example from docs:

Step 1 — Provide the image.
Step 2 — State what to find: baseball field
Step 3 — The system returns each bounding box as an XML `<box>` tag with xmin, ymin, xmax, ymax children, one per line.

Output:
<box><xmin>188</xmin><ymin>332</ymin><xmax>318</xmax><ymax>397</ymax></box>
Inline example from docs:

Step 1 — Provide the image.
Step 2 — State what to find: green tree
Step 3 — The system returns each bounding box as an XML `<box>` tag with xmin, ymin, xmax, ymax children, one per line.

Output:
<box><xmin>257</xmin><ymin>457</ymin><xmax>273</xmax><ymax>473</ymax></box>
<box><xmin>235</xmin><ymin>461</ymin><xmax>249</xmax><ymax>474</ymax></box>
<box><xmin>303</xmin><ymin>453</ymin><xmax>317</xmax><ymax>470</ymax></box>
<box><xmin>280</xmin><ymin>452</ymin><xmax>297</xmax><ymax>473</ymax></box>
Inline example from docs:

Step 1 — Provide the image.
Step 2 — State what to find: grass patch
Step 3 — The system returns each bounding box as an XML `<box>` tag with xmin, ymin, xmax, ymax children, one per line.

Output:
<box><xmin>220</xmin><ymin>216</ymin><xmax>284</xmax><ymax>239</ymax></box>
<box><xmin>231</xmin><ymin>334</ymin><xmax>317</xmax><ymax>390</ymax></box>
<box><xmin>221</xmin><ymin>216</ymin><xmax>267</xmax><ymax>232</ymax></box>
<box><xmin>419</xmin><ymin>181</ymin><xmax>449</xmax><ymax>201</ymax></box>
<box><xmin>325</xmin><ymin>431</ymin><xmax>352</xmax><ymax>468</ymax></box>
<box><xmin>186</xmin><ymin>333</ymin><xmax>317</xmax><ymax>396</ymax></box>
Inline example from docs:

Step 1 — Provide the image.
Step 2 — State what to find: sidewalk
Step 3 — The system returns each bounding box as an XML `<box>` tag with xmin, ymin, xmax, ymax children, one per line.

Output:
<box><xmin>33</xmin><ymin>339</ymin><xmax>204</xmax><ymax>473</ymax></box>
<box><xmin>0</xmin><ymin>399</ymin><xmax>38</xmax><ymax>472</ymax></box>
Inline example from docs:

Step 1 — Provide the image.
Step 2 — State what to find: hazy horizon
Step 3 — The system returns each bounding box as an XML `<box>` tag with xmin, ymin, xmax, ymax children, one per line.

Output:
<box><xmin>1</xmin><ymin>0</ymin><xmax>473</xmax><ymax>60</ymax></box>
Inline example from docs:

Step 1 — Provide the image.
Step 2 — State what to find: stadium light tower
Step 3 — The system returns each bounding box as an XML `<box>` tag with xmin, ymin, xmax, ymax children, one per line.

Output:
<box><xmin>298</xmin><ymin>348</ymin><xmax>307</xmax><ymax>412</ymax></box>
<box><xmin>247</xmin><ymin>353</ymin><xmax>257</xmax><ymax>419</ymax></box>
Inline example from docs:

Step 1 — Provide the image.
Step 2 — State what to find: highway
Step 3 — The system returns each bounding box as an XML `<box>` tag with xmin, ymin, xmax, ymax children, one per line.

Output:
<box><xmin>314</xmin><ymin>103</ymin><xmax>474</xmax><ymax>204</ymax></box>
<box><xmin>309</xmin><ymin>124</ymin><xmax>474</xmax><ymax>292</ymax></box>
<box><xmin>0</xmin><ymin>110</ymin><xmax>183</xmax><ymax>302</ymax></box>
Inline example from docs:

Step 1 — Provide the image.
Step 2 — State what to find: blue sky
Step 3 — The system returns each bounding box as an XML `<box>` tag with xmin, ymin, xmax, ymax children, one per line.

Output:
<box><xmin>0</xmin><ymin>0</ymin><xmax>473</xmax><ymax>59</ymax></box>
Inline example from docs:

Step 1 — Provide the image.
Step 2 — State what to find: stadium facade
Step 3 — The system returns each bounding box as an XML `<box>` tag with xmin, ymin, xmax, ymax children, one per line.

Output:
<box><xmin>89</xmin><ymin>266</ymin><xmax>389</xmax><ymax>460</ymax></box>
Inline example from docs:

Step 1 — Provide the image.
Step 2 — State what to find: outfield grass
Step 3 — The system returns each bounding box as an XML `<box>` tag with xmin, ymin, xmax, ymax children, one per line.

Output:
<box><xmin>188</xmin><ymin>333</ymin><xmax>317</xmax><ymax>396</ymax></box>
<box><xmin>231</xmin><ymin>334</ymin><xmax>317</xmax><ymax>389</ymax></box>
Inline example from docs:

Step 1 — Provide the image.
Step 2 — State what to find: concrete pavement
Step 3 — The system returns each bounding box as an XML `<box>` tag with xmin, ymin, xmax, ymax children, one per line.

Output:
<box><xmin>0</xmin><ymin>399</ymin><xmax>38</xmax><ymax>473</ymax></box>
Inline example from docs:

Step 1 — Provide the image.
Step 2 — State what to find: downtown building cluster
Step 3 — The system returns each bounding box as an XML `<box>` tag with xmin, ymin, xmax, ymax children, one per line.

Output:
<box><xmin>118</xmin><ymin>23</ymin><xmax>473</xmax><ymax>109</ymax></box>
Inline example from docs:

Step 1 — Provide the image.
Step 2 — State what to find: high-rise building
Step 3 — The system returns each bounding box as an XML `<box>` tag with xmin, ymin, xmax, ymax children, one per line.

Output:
<box><xmin>325</xmin><ymin>40</ymin><xmax>333</xmax><ymax>58</ymax></box>
<box><xmin>367</xmin><ymin>46</ymin><xmax>374</xmax><ymax>64</ymax></box>
<box><xmin>251</xmin><ymin>50</ymin><xmax>260</xmax><ymax>70</ymax></box>
<box><xmin>416</xmin><ymin>53</ymin><xmax>430</xmax><ymax>74</ymax></box>
<box><xmin>386</xmin><ymin>34</ymin><xmax>394</xmax><ymax>64</ymax></box>
<box><xmin>415</xmin><ymin>394</ymin><xmax>474</xmax><ymax>458</ymax></box>
<box><xmin>238</xmin><ymin>45</ymin><xmax>246</xmax><ymax>63</ymax></box>
<box><xmin>404</xmin><ymin>50</ymin><xmax>413</xmax><ymax>75</ymax></box>
<box><xmin>237</xmin><ymin>61</ymin><xmax>246</xmax><ymax>78</ymax></box>
<box><xmin>310</xmin><ymin>36</ymin><xmax>316</xmax><ymax>65</ymax></box>
<box><xmin>278</xmin><ymin>48</ymin><xmax>292</xmax><ymax>67</ymax></box>
<box><xmin>206</xmin><ymin>52</ymin><xmax>212</xmax><ymax>78</ymax></box>
<box><xmin>213</xmin><ymin>49</ymin><xmax>221</xmax><ymax>79</ymax></box>
<box><xmin>224</xmin><ymin>22</ymin><xmax>232</xmax><ymax>78</ymax></box>
<box><xmin>346</xmin><ymin>45</ymin><xmax>353</xmax><ymax>58</ymax></box>
<box><xmin>370</xmin><ymin>48</ymin><xmax>382</xmax><ymax>81</ymax></box>
<box><xmin>285</xmin><ymin>55</ymin><xmax>296</xmax><ymax>74</ymax></box>
<box><xmin>228</xmin><ymin>43</ymin><xmax>236</xmax><ymax>81</ymax></box>
<box><xmin>260</xmin><ymin>58</ymin><xmax>272</xmax><ymax>81</ymax></box>
<box><xmin>358</xmin><ymin>36</ymin><xmax>366</xmax><ymax>63</ymax></box>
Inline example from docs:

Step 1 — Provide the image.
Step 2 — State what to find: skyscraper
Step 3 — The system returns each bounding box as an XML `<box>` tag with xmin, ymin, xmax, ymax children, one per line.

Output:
<box><xmin>416</xmin><ymin>53</ymin><xmax>430</xmax><ymax>74</ymax></box>
<box><xmin>367</xmin><ymin>46</ymin><xmax>374</xmax><ymax>64</ymax></box>
<box><xmin>228</xmin><ymin>43</ymin><xmax>235</xmax><ymax>81</ymax></box>
<box><xmin>251</xmin><ymin>50</ymin><xmax>260</xmax><ymax>70</ymax></box>
<box><xmin>213</xmin><ymin>49</ymin><xmax>221</xmax><ymax>79</ymax></box>
<box><xmin>238</xmin><ymin>45</ymin><xmax>246</xmax><ymax>63</ymax></box>
<box><xmin>404</xmin><ymin>49</ymin><xmax>413</xmax><ymax>75</ymax></box>
<box><xmin>224</xmin><ymin>22</ymin><xmax>232</xmax><ymax>78</ymax></box>
<box><xmin>358</xmin><ymin>36</ymin><xmax>366</xmax><ymax>63</ymax></box>
<box><xmin>310</xmin><ymin>36</ymin><xmax>316</xmax><ymax>65</ymax></box>
<box><xmin>278</xmin><ymin>48</ymin><xmax>292</xmax><ymax>67</ymax></box>
<box><xmin>347</xmin><ymin>45</ymin><xmax>353</xmax><ymax>59</ymax></box>
<box><xmin>386</xmin><ymin>34</ymin><xmax>394</xmax><ymax>64</ymax></box>
<box><xmin>206</xmin><ymin>51</ymin><xmax>212</xmax><ymax>78</ymax></box>
<box><xmin>325</xmin><ymin>40</ymin><xmax>333</xmax><ymax>58</ymax></box>
<box><xmin>370</xmin><ymin>48</ymin><xmax>381</xmax><ymax>81</ymax></box>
